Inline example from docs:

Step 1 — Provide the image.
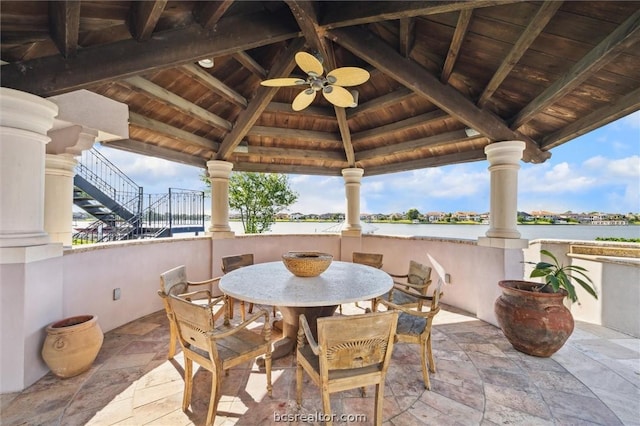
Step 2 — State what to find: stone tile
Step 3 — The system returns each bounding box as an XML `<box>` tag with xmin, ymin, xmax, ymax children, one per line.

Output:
<box><xmin>483</xmin><ymin>383</ymin><xmax>551</xmax><ymax>419</ymax></box>
<box><xmin>483</xmin><ymin>399</ymin><xmax>554</xmax><ymax>425</ymax></box>
<box><xmin>414</xmin><ymin>394</ymin><xmax>483</xmax><ymax>424</ymax></box>
<box><xmin>543</xmin><ymin>389</ymin><xmax>625</xmax><ymax>425</ymax></box>
<box><xmin>133</xmin><ymin>379</ymin><xmax>184</xmax><ymax>408</ymax></box>
<box><xmin>526</xmin><ymin>369</ymin><xmax>594</xmax><ymax>394</ymax></box>
<box><xmin>571</xmin><ymin>339</ymin><xmax>640</xmax><ymax>360</ymax></box>
<box><xmin>101</xmin><ymin>352</ymin><xmax>156</xmax><ymax>371</ymax></box>
<box><xmin>130</xmin><ymin>390</ymin><xmax>185</xmax><ymax>424</ymax></box>
<box><xmin>84</xmin><ymin>396</ymin><xmax>134</xmax><ymax>425</ymax></box>
<box><xmin>113</xmin><ymin>321</ymin><xmax>160</xmax><ymax>336</ymax></box>
<box><xmin>477</xmin><ymin>368</ymin><xmax>534</xmax><ymax>392</ymax></box>
<box><xmin>609</xmin><ymin>338</ymin><xmax>640</xmax><ymax>353</ymax></box>
<box><xmin>430</xmin><ymin>376</ymin><xmax>484</xmax><ymax>411</ymax></box>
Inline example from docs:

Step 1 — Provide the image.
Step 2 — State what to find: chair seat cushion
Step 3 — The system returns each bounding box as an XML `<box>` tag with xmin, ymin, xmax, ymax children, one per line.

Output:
<box><xmin>397</xmin><ymin>312</ymin><xmax>426</xmax><ymax>336</ymax></box>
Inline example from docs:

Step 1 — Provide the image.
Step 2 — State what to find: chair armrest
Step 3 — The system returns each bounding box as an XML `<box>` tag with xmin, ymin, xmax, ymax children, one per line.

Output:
<box><xmin>187</xmin><ymin>276</ymin><xmax>221</xmax><ymax>287</ymax></box>
<box><xmin>179</xmin><ymin>289</ymin><xmax>213</xmax><ymax>303</ymax></box>
<box><xmin>212</xmin><ymin>308</ymin><xmax>271</xmax><ymax>339</ymax></box>
<box><xmin>297</xmin><ymin>314</ymin><xmax>320</xmax><ymax>355</ymax></box>
<box><xmin>388</xmin><ymin>272</ymin><xmax>408</xmax><ymax>279</ymax></box>
<box><xmin>378</xmin><ymin>297</ymin><xmax>440</xmax><ymax>318</ymax></box>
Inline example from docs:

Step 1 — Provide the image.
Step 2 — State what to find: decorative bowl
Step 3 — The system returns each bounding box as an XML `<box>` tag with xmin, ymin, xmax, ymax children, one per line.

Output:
<box><xmin>282</xmin><ymin>251</ymin><xmax>333</xmax><ymax>277</ymax></box>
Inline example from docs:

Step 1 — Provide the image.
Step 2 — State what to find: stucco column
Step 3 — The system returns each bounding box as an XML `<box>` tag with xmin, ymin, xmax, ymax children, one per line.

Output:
<box><xmin>478</xmin><ymin>140</ymin><xmax>528</xmax><ymax>249</ymax></box>
<box><xmin>206</xmin><ymin>160</ymin><xmax>234</xmax><ymax>239</ymax></box>
<box><xmin>0</xmin><ymin>88</ymin><xmax>58</xmax><ymax>247</ymax></box>
<box><xmin>341</xmin><ymin>168</ymin><xmax>364</xmax><ymax>237</ymax></box>
<box><xmin>44</xmin><ymin>154</ymin><xmax>78</xmax><ymax>247</ymax></box>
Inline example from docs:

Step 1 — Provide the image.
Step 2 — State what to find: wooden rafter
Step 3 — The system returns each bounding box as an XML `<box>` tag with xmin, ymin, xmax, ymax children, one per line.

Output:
<box><xmin>180</xmin><ymin>64</ymin><xmax>248</xmax><ymax>108</ymax></box>
<box><xmin>441</xmin><ymin>9</ymin><xmax>472</xmax><ymax>83</ymax></box>
<box><xmin>215</xmin><ymin>38</ymin><xmax>306</xmax><ymax>160</ymax></box>
<box><xmin>353</xmin><ymin>110</ymin><xmax>448</xmax><ymax>144</ymax></box>
<box><xmin>248</xmin><ymin>126</ymin><xmax>341</xmax><ymax>144</ymax></box>
<box><xmin>232</xmin><ymin>52</ymin><xmax>267</xmax><ymax>78</ymax></box>
<box><xmin>195</xmin><ymin>0</ymin><xmax>234</xmax><ymax>30</ymax></box>
<box><xmin>478</xmin><ymin>1</ymin><xmax>562</xmax><ymax>107</ymax></box>
<box><xmin>239</xmin><ymin>146</ymin><xmax>345</xmax><ymax>162</ymax></box>
<box><xmin>129</xmin><ymin>112</ymin><xmax>219</xmax><ymax>153</ymax></box>
<box><xmin>48</xmin><ymin>0</ymin><xmax>80</xmax><ymax>58</ymax></box>
<box><xmin>328</xmin><ymin>26</ymin><xmax>550</xmax><ymax>163</ymax></box>
<box><xmin>129</xmin><ymin>0</ymin><xmax>167</xmax><ymax>40</ymax></box>
<box><xmin>511</xmin><ymin>9</ymin><xmax>640</xmax><ymax>129</ymax></box>
<box><xmin>399</xmin><ymin>18</ymin><xmax>415</xmax><ymax>57</ymax></box>
<box><xmin>103</xmin><ymin>139</ymin><xmax>209</xmax><ymax>168</ymax></box>
<box><xmin>1</xmin><ymin>11</ymin><xmax>298</xmax><ymax>96</ymax></box>
<box><xmin>124</xmin><ymin>76</ymin><xmax>232</xmax><ymax>131</ymax></box>
<box><xmin>364</xmin><ymin>149</ymin><xmax>487</xmax><ymax>176</ymax></box>
<box><xmin>347</xmin><ymin>88</ymin><xmax>415</xmax><ymax>120</ymax></box>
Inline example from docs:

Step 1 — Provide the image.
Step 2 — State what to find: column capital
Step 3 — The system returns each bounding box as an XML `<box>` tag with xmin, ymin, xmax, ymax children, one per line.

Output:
<box><xmin>0</xmin><ymin>88</ymin><xmax>58</xmax><ymax>135</ymax></box>
<box><xmin>47</xmin><ymin>125</ymin><xmax>98</xmax><ymax>156</ymax></box>
<box><xmin>484</xmin><ymin>140</ymin><xmax>526</xmax><ymax>166</ymax></box>
<box><xmin>206</xmin><ymin>160</ymin><xmax>234</xmax><ymax>179</ymax></box>
<box><xmin>341</xmin><ymin>167</ymin><xmax>364</xmax><ymax>183</ymax></box>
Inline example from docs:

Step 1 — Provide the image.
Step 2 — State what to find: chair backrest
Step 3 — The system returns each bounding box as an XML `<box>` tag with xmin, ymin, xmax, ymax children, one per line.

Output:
<box><xmin>160</xmin><ymin>265</ymin><xmax>188</xmax><ymax>296</ymax></box>
<box><xmin>352</xmin><ymin>252</ymin><xmax>383</xmax><ymax>269</ymax></box>
<box><xmin>408</xmin><ymin>260</ymin><xmax>432</xmax><ymax>295</ymax></box>
<box><xmin>221</xmin><ymin>254</ymin><xmax>254</xmax><ymax>273</ymax></box>
<box><xmin>317</xmin><ymin>310</ymin><xmax>398</xmax><ymax>371</ymax></box>
<box><xmin>168</xmin><ymin>293</ymin><xmax>219</xmax><ymax>358</ymax></box>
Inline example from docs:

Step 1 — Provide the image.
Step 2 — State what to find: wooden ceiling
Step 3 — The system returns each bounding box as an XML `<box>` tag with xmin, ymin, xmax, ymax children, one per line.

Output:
<box><xmin>2</xmin><ymin>1</ymin><xmax>639</xmax><ymax>176</ymax></box>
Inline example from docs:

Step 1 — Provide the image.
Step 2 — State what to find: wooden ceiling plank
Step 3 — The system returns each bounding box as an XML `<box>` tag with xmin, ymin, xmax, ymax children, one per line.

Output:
<box><xmin>335</xmin><ymin>107</ymin><xmax>355</xmax><ymax>166</ymax></box>
<box><xmin>129</xmin><ymin>0</ymin><xmax>167</xmax><ymax>41</ymax></box>
<box><xmin>328</xmin><ymin>26</ymin><xmax>549</xmax><ymax>163</ymax></box>
<box><xmin>511</xmin><ymin>9</ymin><xmax>640</xmax><ymax>130</ymax></box>
<box><xmin>347</xmin><ymin>87</ymin><xmax>415</xmax><ymax>120</ymax></box>
<box><xmin>48</xmin><ymin>0</ymin><xmax>80</xmax><ymax>58</ymax></box>
<box><xmin>321</xmin><ymin>0</ymin><xmax>520</xmax><ymax>30</ymax></box>
<box><xmin>124</xmin><ymin>76</ymin><xmax>232</xmax><ymax>131</ymax></box>
<box><xmin>232</xmin><ymin>51</ymin><xmax>267</xmax><ymax>78</ymax></box>
<box><xmin>196</xmin><ymin>0</ymin><xmax>234</xmax><ymax>30</ymax></box>
<box><xmin>363</xmin><ymin>149</ymin><xmax>487</xmax><ymax>176</ymax></box>
<box><xmin>542</xmin><ymin>87</ymin><xmax>640</xmax><ymax>150</ymax></box>
<box><xmin>102</xmin><ymin>139</ymin><xmax>208</xmax><ymax>168</ymax></box>
<box><xmin>357</xmin><ymin>130</ymin><xmax>481</xmax><ymax>161</ymax></box>
<box><xmin>242</xmin><ymin>146</ymin><xmax>345</xmax><ymax>161</ymax></box>
<box><xmin>216</xmin><ymin>38</ymin><xmax>306</xmax><ymax>160</ymax></box>
<box><xmin>1</xmin><ymin>11</ymin><xmax>299</xmax><ymax>96</ymax></box>
<box><xmin>181</xmin><ymin>64</ymin><xmax>248</xmax><ymax>108</ymax></box>
<box><xmin>249</xmin><ymin>126</ymin><xmax>341</xmax><ymax>143</ymax></box>
<box><xmin>399</xmin><ymin>18</ymin><xmax>415</xmax><ymax>57</ymax></box>
<box><xmin>232</xmin><ymin>162</ymin><xmax>345</xmax><ymax>176</ymax></box>
<box><xmin>478</xmin><ymin>1</ymin><xmax>562</xmax><ymax>107</ymax></box>
<box><xmin>265</xmin><ymin>102</ymin><xmax>335</xmax><ymax>118</ymax></box>
<box><xmin>129</xmin><ymin>112</ymin><xmax>219</xmax><ymax>152</ymax></box>
<box><xmin>441</xmin><ymin>9</ymin><xmax>472</xmax><ymax>83</ymax></box>
<box><xmin>353</xmin><ymin>110</ymin><xmax>448</xmax><ymax>143</ymax></box>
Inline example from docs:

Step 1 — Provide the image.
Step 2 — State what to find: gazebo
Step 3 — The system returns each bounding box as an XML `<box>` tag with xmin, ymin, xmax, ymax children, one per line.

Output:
<box><xmin>1</xmin><ymin>0</ymin><xmax>639</xmax><ymax>395</ymax></box>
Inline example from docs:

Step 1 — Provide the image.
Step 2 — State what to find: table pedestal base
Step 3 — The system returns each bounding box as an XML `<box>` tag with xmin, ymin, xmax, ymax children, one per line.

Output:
<box><xmin>261</xmin><ymin>305</ymin><xmax>338</xmax><ymax>362</ymax></box>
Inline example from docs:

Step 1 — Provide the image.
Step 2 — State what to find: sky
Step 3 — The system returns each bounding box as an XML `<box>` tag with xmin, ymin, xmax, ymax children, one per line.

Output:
<box><xmin>95</xmin><ymin>111</ymin><xmax>640</xmax><ymax>215</ymax></box>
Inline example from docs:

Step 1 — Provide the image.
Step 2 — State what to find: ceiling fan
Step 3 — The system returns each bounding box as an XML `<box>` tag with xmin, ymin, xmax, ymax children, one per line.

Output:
<box><xmin>260</xmin><ymin>52</ymin><xmax>370</xmax><ymax>111</ymax></box>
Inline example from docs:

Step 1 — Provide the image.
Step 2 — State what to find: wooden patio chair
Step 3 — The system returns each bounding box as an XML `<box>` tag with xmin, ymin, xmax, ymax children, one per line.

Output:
<box><xmin>296</xmin><ymin>310</ymin><xmax>398</xmax><ymax>426</ymax></box>
<box><xmin>158</xmin><ymin>265</ymin><xmax>223</xmax><ymax>359</ymax></box>
<box><xmin>374</xmin><ymin>260</ymin><xmax>432</xmax><ymax>311</ymax></box>
<box><xmin>168</xmin><ymin>293</ymin><xmax>272</xmax><ymax>426</ymax></box>
<box><xmin>348</xmin><ymin>251</ymin><xmax>384</xmax><ymax>311</ymax></box>
<box><xmin>221</xmin><ymin>253</ymin><xmax>276</xmax><ymax>320</ymax></box>
<box><xmin>375</xmin><ymin>282</ymin><xmax>442</xmax><ymax>390</ymax></box>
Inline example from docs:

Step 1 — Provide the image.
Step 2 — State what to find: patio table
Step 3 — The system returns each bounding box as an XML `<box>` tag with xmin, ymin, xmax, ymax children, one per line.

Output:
<box><xmin>219</xmin><ymin>260</ymin><xmax>393</xmax><ymax>359</ymax></box>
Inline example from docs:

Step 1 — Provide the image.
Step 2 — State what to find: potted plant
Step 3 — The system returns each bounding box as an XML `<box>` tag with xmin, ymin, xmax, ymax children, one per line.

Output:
<box><xmin>494</xmin><ymin>249</ymin><xmax>597</xmax><ymax>357</ymax></box>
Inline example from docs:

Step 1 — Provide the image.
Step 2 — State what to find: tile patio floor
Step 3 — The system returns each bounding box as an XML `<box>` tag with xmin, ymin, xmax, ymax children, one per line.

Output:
<box><xmin>1</xmin><ymin>303</ymin><xmax>639</xmax><ymax>426</ymax></box>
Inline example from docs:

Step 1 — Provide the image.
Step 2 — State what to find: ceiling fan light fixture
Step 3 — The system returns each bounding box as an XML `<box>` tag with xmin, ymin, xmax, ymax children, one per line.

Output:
<box><xmin>349</xmin><ymin>90</ymin><xmax>359</xmax><ymax>108</ymax></box>
<box><xmin>198</xmin><ymin>58</ymin><xmax>214</xmax><ymax>68</ymax></box>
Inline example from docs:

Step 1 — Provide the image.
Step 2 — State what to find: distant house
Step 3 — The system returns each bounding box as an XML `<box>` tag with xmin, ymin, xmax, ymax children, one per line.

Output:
<box><xmin>425</xmin><ymin>211</ymin><xmax>446</xmax><ymax>222</ymax></box>
<box><xmin>289</xmin><ymin>212</ymin><xmax>304</xmax><ymax>221</ymax></box>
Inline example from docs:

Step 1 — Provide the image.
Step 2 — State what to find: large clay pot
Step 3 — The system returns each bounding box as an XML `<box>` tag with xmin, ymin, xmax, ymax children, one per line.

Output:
<box><xmin>494</xmin><ymin>280</ymin><xmax>573</xmax><ymax>357</ymax></box>
<box><xmin>42</xmin><ymin>315</ymin><xmax>104</xmax><ymax>378</ymax></box>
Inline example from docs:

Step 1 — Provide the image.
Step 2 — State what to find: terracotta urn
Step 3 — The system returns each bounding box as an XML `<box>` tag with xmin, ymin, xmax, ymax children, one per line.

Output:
<box><xmin>42</xmin><ymin>315</ymin><xmax>104</xmax><ymax>378</ymax></box>
<box><xmin>494</xmin><ymin>280</ymin><xmax>574</xmax><ymax>357</ymax></box>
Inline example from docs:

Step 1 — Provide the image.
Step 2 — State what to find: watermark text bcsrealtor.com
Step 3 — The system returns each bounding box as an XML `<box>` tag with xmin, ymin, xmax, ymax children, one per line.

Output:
<box><xmin>274</xmin><ymin>411</ymin><xmax>367</xmax><ymax>423</ymax></box>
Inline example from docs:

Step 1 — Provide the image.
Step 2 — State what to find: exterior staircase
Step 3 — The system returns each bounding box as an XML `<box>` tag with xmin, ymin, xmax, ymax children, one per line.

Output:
<box><xmin>73</xmin><ymin>148</ymin><xmax>204</xmax><ymax>244</ymax></box>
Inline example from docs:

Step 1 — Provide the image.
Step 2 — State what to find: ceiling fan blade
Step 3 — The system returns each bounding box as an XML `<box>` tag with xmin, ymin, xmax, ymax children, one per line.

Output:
<box><xmin>326</xmin><ymin>67</ymin><xmax>370</xmax><ymax>86</ymax></box>
<box><xmin>295</xmin><ymin>52</ymin><xmax>324</xmax><ymax>76</ymax></box>
<box><xmin>322</xmin><ymin>85</ymin><xmax>354</xmax><ymax>108</ymax></box>
<box><xmin>292</xmin><ymin>89</ymin><xmax>317</xmax><ymax>111</ymax></box>
<box><xmin>260</xmin><ymin>78</ymin><xmax>306</xmax><ymax>87</ymax></box>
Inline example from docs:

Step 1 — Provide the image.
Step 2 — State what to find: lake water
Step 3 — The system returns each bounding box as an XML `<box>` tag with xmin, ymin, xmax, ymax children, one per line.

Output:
<box><xmin>228</xmin><ymin>221</ymin><xmax>639</xmax><ymax>241</ymax></box>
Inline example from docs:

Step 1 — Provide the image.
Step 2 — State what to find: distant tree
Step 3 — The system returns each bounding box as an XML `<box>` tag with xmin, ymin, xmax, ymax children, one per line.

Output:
<box><xmin>407</xmin><ymin>208</ymin><xmax>420</xmax><ymax>221</ymax></box>
<box><xmin>228</xmin><ymin>172</ymin><xmax>298</xmax><ymax>234</ymax></box>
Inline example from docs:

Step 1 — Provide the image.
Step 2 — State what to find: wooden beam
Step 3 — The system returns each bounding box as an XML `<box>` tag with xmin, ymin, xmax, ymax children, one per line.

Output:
<box><xmin>124</xmin><ymin>76</ymin><xmax>232</xmax><ymax>131</ymax></box>
<box><xmin>478</xmin><ymin>1</ymin><xmax>561</xmax><ymax>107</ymax></box>
<box><xmin>181</xmin><ymin>64</ymin><xmax>248</xmax><ymax>108</ymax></box>
<box><xmin>241</xmin><ymin>146</ymin><xmax>345</xmax><ymax>161</ymax></box>
<box><xmin>216</xmin><ymin>38</ymin><xmax>306</xmax><ymax>160</ymax></box>
<box><xmin>195</xmin><ymin>0</ymin><xmax>234</xmax><ymax>30</ymax></box>
<box><xmin>129</xmin><ymin>0</ymin><xmax>167</xmax><ymax>40</ymax></box>
<box><xmin>335</xmin><ymin>107</ymin><xmax>355</xmax><ymax>166</ymax></box>
<box><xmin>399</xmin><ymin>18</ymin><xmax>415</xmax><ymax>58</ymax></box>
<box><xmin>248</xmin><ymin>126</ymin><xmax>342</xmax><ymax>144</ymax></box>
<box><xmin>1</xmin><ymin>11</ymin><xmax>299</xmax><ymax>96</ymax></box>
<box><xmin>232</xmin><ymin>51</ymin><xmax>267</xmax><ymax>78</ymax></box>
<box><xmin>364</xmin><ymin>149</ymin><xmax>487</xmax><ymax>176</ymax></box>
<box><xmin>357</xmin><ymin>130</ymin><xmax>481</xmax><ymax>161</ymax></box>
<box><xmin>328</xmin><ymin>26</ymin><xmax>550</xmax><ymax>163</ymax></box>
<box><xmin>265</xmin><ymin>102</ymin><xmax>335</xmax><ymax>118</ymax></box>
<box><xmin>231</xmin><ymin>162</ymin><xmax>346</xmax><ymax>176</ymax></box>
<box><xmin>542</xmin><ymin>87</ymin><xmax>640</xmax><ymax>150</ymax></box>
<box><xmin>320</xmin><ymin>1</ymin><xmax>519</xmax><ymax>30</ymax></box>
<box><xmin>347</xmin><ymin>87</ymin><xmax>415</xmax><ymax>120</ymax></box>
<box><xmin>511</xmin><ymin>9</ymin><xmax>640</xmax><ymax>129</ymax></box>
<box><xmin>48</xmin><ymin>1</ymin><xmax>80</xmax><ymax>58</ymax></box>
<box><xmin>285</xmin><ymin>0</ymin><xmax>335</xmax><ymax>69</ymax></box>
<box><xmin>441</xmin><ymin>9</ymin><xmax>472</xmax><ymax>83</ymax></box>
<box><xmin>102</xmin><ymin>139</ymin><xmax>208</xmax><ymax>168</ymax></box>
<box><xmin>129</xmin><ymin>112</ymin><xmax>219</xmax><ymax>152</ymax></box>
<box><xmin>353</xmin><ymin>110</ymin><xmax>448</xmax><ymax>143</ymax></box>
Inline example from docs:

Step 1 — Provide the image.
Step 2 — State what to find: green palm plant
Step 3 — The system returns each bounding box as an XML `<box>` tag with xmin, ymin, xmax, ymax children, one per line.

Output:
<box><xmin>526</xmin><ymin>249</ymin><xmax>598</xmax><ymax>303</ymax></box>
